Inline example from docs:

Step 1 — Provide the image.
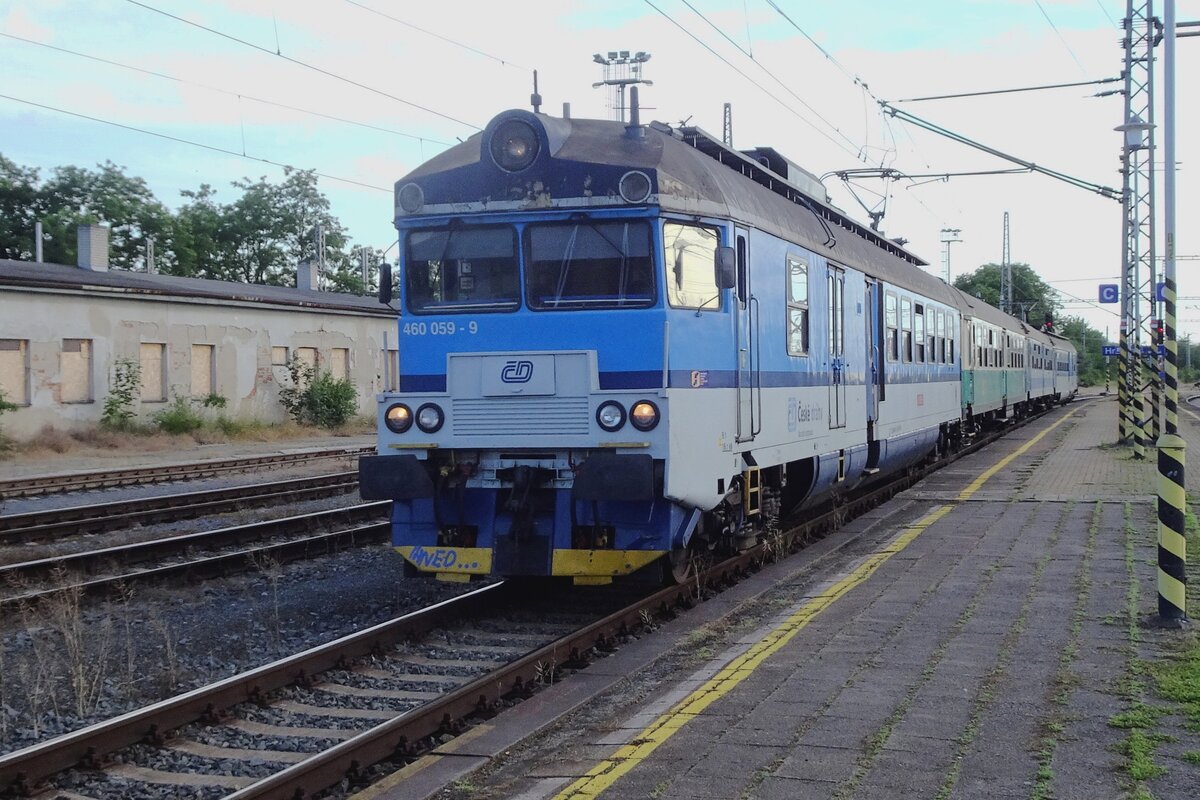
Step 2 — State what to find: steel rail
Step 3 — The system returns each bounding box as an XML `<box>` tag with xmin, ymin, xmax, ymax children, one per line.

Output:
<box><xmin>0</xmin><ymin>446</ymin><xmax>372</xmax><ymax>500</ymax></box>
<box><xmin>0</xmin><ymin>584</ymin><xmax>508</xmax><ymax>795</ymax></box>
<box><xmin>0</xmin><ymin>503</ymin><xmax>390</xmax><ymax>609</ymax></box>
<box><xmin>0</xmin><ymin>472</ymin><xmax>359</xmax><ymax>544</ymax></box>
<box><xmin>0</xmin><ymin>406</ymin><xmax>1069</xmax><ymax>797</ymax></box>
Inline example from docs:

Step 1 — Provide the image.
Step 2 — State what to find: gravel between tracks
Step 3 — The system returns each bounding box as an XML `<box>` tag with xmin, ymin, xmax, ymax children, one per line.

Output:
<box><xmin>0</xmin><ymin>543</ymin><xmax>481</xmax><ymax>756</ymax></box>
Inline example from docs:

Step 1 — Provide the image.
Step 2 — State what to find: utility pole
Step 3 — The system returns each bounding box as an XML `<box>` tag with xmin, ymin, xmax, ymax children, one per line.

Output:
<box><xmin>1000</xmin><ymin>212</ymin><xmax>1012</xmax><ymax>316</ymax></box>
<box><xmin>592</xmin><ymin>50</ymin><xmax>652</xmax><ymax>122</ymax></box>
<box><xmin>1155</xmin><ymin>0</ymin><xmax>1186</xmax><ymax>625</ymax></box>
<box><xmin>1116</xmin><ymin>0</ymin><xmax>1157</xmax><ymax>457</ymax></box>
<box><xmin>940</xmin><ymin>228</ymin><xmax>962</xmax><ymax>283</ymax></box>
<box><xmin>723</xmin><ymin>102</ymin><xmax>733</xmax><ymax>147</ymax></box>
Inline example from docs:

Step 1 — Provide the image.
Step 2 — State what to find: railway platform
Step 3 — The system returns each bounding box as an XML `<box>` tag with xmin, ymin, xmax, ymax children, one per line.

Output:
<box><xmin>363</xmin><ymin>396</ymin><xmax>1200</xmax><ymax>800</ymax></box>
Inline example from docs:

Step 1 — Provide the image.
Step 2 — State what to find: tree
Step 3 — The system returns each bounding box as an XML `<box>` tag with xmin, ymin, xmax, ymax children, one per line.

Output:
<box><xmin>0</xmin><ymin>154</ymin><xmax>40</xmax><ymax>261</ymax></box>
<box><xmin>171</xmin><ymin>184</ymin><xmax>228</xmax><ymax>279</ymax></box>
<box><xmin>35</xmin><ymin>161</ymin><xmax>172</xmax><ymax>271</ymax></box>
<box><xmin>953</xmin><ymin>263</ymin><xmax>1061</xmax><ymax>328</ymax></box>
<box><xmin>1057</xmin><ymin>316</ymin><xmax>1108</xmax><ymax>387</ymax></box>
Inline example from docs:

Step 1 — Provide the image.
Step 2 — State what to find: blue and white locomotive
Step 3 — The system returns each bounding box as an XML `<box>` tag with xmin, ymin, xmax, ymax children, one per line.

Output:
<box><xmin>359</xmin><ymin>103</ymin><xmax>1077</xmax><ymax>585</ymax></box>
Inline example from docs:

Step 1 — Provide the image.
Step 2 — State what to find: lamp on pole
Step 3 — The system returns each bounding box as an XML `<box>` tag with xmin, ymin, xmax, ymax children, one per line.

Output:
<box><xmin>939</xmin><ymin>228</ymin><xmax>962</xmax><ymax>283</ymax></box>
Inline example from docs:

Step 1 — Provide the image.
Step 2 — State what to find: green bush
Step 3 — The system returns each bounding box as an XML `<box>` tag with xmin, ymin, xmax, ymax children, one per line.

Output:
<box><xmin>278</xmin><ymin>355</ymin><xmax>357</xmax><ymax>428</ymax></box>
<box><xmin>153</xmin><ymin>396</ymin><xmax>206</xmax><ymax>434</ymax></box>
<box><xmin>101</xmin><ymin>357</ymin><xmax>141</xmax><ymax>431</ymax></box>
<box><xmin>0</xmin><ymin>389</ymin><xmax>18</xmax><ymax>452</ymax></box>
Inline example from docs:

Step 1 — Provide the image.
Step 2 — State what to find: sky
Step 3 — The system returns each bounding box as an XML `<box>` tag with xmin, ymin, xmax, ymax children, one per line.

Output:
<box><xmin>1</xmin><ymin>0</ymin><xmax>1197</xmax><ymax>342</ymax></box>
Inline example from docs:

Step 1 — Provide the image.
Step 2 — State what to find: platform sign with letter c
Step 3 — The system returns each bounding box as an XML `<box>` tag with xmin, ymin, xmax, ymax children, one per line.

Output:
<box><xmin>1099</xmin><ymin>284</ymin><xmax>1119</xmax><ymax>304</ymax></box>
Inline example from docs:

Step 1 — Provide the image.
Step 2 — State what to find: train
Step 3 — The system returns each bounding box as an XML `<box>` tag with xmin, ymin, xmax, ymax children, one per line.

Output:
<box><xmin>358</xmin><ymin>100</ymin><xmax>1078</xmax><ymax>586</ymax></box>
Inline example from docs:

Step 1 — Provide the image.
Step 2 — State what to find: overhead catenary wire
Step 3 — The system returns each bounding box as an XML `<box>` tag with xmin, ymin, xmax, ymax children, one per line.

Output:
<box><xmin>0</xmin><ymin>93</ymin><xmax>392</xmax><ymax>193</ymax></box>
<box><xmin>0</xmin><ymin>32</ymin><xmax>452</xmax><ymax>147</ymax></box>
<box><xmin>1032</xmin><ymin>0</ymin><xmax>1089</xmax><ymax>75</ymax></box>
<box><xmin>124</xmin><ymin>0</ymin><xmax>480</xmax><ymax>131</ymax></box>
<box><xmin>894</xmin><ymin>77</ymin><xmax>1120</xmax><ymax>103</ymax></box>
<box><xmin>673</xmin><ymin>0</ymin><xmax>865</xmax><ymax>157</ymax></box>
<box><xmin>342</xmin><ymin>0</ymin><xmax>528</xmax><ymax>70</ymax></box>
<box><xmin>880</xmin><ymin>102</ymin><xmax>1119</xmax><ymax>199</ymax></box>
<box><xmin>641</xmin><ymin>0</ymin><xmax>863</xmax><ymax>162</ymax></box>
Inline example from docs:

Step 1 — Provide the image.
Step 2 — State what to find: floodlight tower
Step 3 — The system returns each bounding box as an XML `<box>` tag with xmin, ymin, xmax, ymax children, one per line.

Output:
<box><xmin>940</xmin><ymin>228</ymin><xmax>962</xmax><ymax>283</ymax></box>
<box><xmin>592</xmin><ymin>50</ymin><xmax>652</xmax><ymax>122</ymax></box>
<box><xmin>1000</xmin><ymin>212</ymin><xmax>1012</xmax><ymax>316</ymax></box>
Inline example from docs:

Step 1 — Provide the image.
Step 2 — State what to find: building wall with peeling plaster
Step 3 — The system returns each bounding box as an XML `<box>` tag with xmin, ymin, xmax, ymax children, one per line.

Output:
<box><xmin>0</xmin><ymin>287</ymin><xmax>398</xmax><ymax>438</ymax></box>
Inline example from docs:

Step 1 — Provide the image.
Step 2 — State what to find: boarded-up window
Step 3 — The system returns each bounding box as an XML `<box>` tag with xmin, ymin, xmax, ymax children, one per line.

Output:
<box><xmin>331</xmin><ymin>348</ymin><xmax>350</xmax><ymax>381</ymax></box>
<box><xmin>139</xmin><ymin>343</ymin><xmax>166</xmax><ymax>402</ymax></box>
<box><xmin>0</xmin><ymin>339</ymin><xmax>29</xmax><ymax>406</ymax></box>
<box><xmin>295</xmin><ymin>347</ymin><xmax>318</xmax><ymax>389</ymax></box>
<box><xmin>61</xmin><ymin>339</ymin><xmax>92</xmax><ymax>403</ymax></box>
<box><xmin>387</xmin><ymin>349</ymin><xmax>399</xmax><ymax>391</ymax></box>
<box><xmin>191</xmin><ymin>344</ymin><xmax>214</xmax><ymax>397</ymax></box>
<box><xmin>271</xmin><ymin>346</ymin><xmax>289</xmax><ymax>366</ymax></box>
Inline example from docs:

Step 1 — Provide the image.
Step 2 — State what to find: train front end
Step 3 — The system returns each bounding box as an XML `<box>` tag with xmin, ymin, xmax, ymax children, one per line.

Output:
<box><xmin>361</xmin><ymin>110</ymin><xmax>687</xmax><ymax>585</ymax></box>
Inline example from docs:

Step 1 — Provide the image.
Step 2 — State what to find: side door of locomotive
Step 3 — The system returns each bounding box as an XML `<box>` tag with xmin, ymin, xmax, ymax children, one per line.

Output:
<box><xmin>734</xmin><ymin>227</ymin><xmax>759</xmax><ymax>442</ymax></box>
<box><xmin>827</xmin><ymin>265</ymin><xmax>847</xmax><ymax>429</ymax></box>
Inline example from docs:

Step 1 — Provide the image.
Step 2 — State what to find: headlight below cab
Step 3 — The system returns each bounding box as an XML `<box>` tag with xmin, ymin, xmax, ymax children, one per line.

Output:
<box><xmin>385</xmin><ymin>403</ymin><xmax>412</xmax><ymax>433</ymax></box>
<box><xmin>416</xmin><ymin>403</ymin><xmax>445</xmax><ymax>433</ymax></box>
<box><xmin>630</xmin><ymin>400</ymin><xmax>660</xmax><ymax>431</ymax></box>
<box><xmin>596</xmin><ymin>401</ymin><xmax>626</xmax><ymax>432</ymax></box>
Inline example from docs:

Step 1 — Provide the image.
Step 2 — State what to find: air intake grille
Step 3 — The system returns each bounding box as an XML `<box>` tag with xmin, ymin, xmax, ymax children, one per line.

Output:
<box><xmin>452</xmin><ymin>397</ymin><xmax>590</xmax><ymax>436</ymax></box>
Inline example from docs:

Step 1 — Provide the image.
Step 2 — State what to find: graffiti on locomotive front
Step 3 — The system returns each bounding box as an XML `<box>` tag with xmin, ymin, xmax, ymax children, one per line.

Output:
<box><xmin>399</xmin><ymin>545</ymin><xmax>491</xmax><ymax>574</ymax></box>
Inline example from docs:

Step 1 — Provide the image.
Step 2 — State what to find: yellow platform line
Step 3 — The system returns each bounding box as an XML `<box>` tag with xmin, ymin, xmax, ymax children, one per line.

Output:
<box><xmin>956</xmin><ymin>409</ymin><xmax>1077</xmax><ymax>501</ymax></box>
<box><xmin>553</xmin><ymin>410</ymin><xmax>1077</xmax><ymax>800</ymax></box>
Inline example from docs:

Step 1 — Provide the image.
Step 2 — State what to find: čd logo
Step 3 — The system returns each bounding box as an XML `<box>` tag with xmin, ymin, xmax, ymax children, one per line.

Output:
<box><xmin>501</xmin><ymin>360</ymin><xmax>534</xmax><ymax>383</ymax></box>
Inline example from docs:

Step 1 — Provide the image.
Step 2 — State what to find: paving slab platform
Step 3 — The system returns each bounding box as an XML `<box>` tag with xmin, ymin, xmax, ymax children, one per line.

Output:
<box><xmin>357</xmin><ymin>396</ymin><xmax>1200</xmax><ymax>800</ymax></box>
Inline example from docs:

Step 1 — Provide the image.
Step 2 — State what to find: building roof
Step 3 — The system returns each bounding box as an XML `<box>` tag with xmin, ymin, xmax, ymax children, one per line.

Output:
<box><xmin>0</xmin><ymin>259</ymin><xmax>396</xmax><ymax>316</ymax></box>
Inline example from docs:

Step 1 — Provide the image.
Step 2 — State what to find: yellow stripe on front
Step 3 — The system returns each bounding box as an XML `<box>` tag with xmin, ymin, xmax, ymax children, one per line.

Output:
<box><xmin>956</xmin><ymin>410</ymin><xmax>1077</xmax><ymax>501</ymax></box>
<box><xmin>552</xmin><ymin>549</ymin><xmax>666</xmax><ymax>577</ymax></box>
<box><xmin>551</xmin><ymin>504</ymin><xmax>953</xmax><ymax>800</ymax></box>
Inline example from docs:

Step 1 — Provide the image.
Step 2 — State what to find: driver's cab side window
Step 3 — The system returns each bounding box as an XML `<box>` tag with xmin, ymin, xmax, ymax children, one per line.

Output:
<box><xmin>664</xmin><ymin>222</ymin><xmax>720</xmax><ymax>310</ymax></box>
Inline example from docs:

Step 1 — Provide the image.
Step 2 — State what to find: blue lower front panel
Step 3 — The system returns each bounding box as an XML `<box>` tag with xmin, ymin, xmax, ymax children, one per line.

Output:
<box><xmin>391</xmin><ymin>489</ymin><xmax>682</xmax><ymax>577</ymax></box>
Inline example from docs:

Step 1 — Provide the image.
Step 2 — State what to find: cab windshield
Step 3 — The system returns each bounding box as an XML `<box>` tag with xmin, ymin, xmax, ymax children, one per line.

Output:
<box><xmin>524</xmin><ymin>221</ymin><xmax>654</xmax><ymax>310</ymax></box>
<box><xmin>406</xmin><ymin>226</ymin><xmax>518</xmax><ymax>313</ymax></box>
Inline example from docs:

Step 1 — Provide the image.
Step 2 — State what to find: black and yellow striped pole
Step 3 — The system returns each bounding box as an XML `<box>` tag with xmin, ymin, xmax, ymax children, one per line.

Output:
<box><xmin>1157</xmin><ymin>0</ymin><xmax>1185</xmax><ymax>627</ymax></box>
<box><xmin>1157</xmin><ymin>432</ymin><xmax>1186</xmax><ymax>624</ymax></box>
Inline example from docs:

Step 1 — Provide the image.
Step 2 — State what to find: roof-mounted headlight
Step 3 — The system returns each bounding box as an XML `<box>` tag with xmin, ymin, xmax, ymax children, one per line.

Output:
<box><xmin>619</xmin><ymin>170</ymin><xmax>651</xmax><ymax>203</ymax></box>
<box><xmin>490</xmin><ymin>118</ymin><xmax>540</xmax><ymax>172</ymax></box>
<box><xmin>397</xmin><ymin>182</ymin><xmax>424</xmax><ymax>214</ymax></box>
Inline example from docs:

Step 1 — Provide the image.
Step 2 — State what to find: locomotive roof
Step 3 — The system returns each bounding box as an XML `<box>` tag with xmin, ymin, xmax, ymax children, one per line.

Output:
<box><xmin>399</xmin><ymin>111</ymin><xmax>1068</xmax><ymax>349</ymax></box>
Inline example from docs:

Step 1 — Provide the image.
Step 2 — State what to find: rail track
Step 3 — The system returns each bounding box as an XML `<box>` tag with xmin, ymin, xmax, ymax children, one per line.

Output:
<box><xmin>0</xmin><ymin>503</ymin><xmax>391</xmax><ymax>613</ymax></box>
<box><xmin>0</xmin><ymin>472</ymin><xmax>361</xmax><ymax>545</ymax></box>
<box><xmin>0</xmin><ymin>408</ymin><xmax>1067</xmax><ymax>800</ymax></box>
<box><xmin>0</xmin><ymin>446</ymin><xmax>372</xmax><ymax>500</ymax></box>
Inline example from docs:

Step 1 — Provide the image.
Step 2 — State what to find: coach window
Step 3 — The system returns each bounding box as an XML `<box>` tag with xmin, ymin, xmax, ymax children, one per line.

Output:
<box><xmin>786</xmin><ymin>255</ymin><xmax>809</xmax><ymax>355</ymax></box>
<box><xmin>407</xmin><ymin>226</ymin><xmax>518</xmax><ymax>313</ymax></box>
<box><xmin>901</xmin><ymin>297</ymin><xmax>913</xmax><ymax>362</ymax></box>
<box><xmin>935</xmin><ymin>311</ymin><xmax>945</xmax><ymax>363</ymax></box>
<box><xmin>948</xmin><ymin>315</ymin><xmax>956</xmax><ymax>363</ymax></box>
<box><xmin>914</xmin><ymin>303</ymin><xmax>926</xmax><ymax>362</ymax></box>
<box><xmin>885</xmin><ymin>292</ymin><xmax>898</xmax><ymax>361</ymax></box>
<box><xmin>529</xmin><ymin>220</ymin><xmax>655</xmax><ymax>310</ymax></box>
